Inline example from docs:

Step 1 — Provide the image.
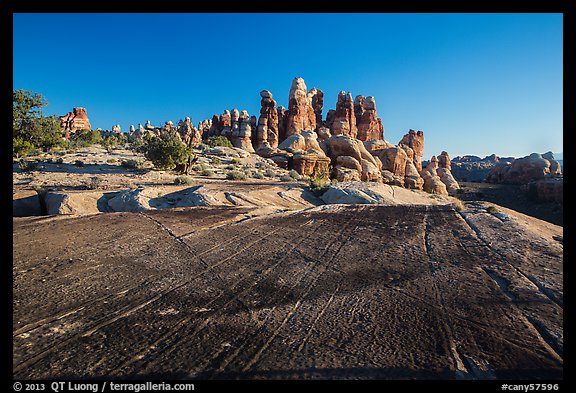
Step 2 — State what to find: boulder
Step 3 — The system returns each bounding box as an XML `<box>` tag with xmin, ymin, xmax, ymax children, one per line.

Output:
<box><xmin>361</xmin><ymin>159</ymin><xmax>383</xmax><ymax>182</ymax></box>
<box><xmin>13</xmin><ymin>190</ymin><xmax>42</xmax><ymax>216</ymax></box>
<box><xmin>420</xmin><ymin>156</ymin><xmax>448</xmax><ymax>195</ymax></box>
<box><xmin>320</xmin><ymin>182</ymin><xmax>452</xmax><ymax>205</ymax></box>
<box><xmin>364</xmin><ymin>139</ymin><xmax>395</xmax><ymax>156</ymax></box>
<box><xmin>336</xmin><ymin>156</ymin><xmax>362</xmax><ymax>173</ymax></box>
<box><xmin>404</xmin><ymin>160</ymin><xmax>424</xmax><ymax>190</ymax></box>
<box><xmin>373</xmin><ymin>147</ymin><xmax>408</xmax><ymax>178</ymax></box>
<box><xmin>334</xmin><ymin>166</ymin><xmax>361</xmax><ymax>182</ymax></box>
<box><xmin>231</xmin><ymin>120</ymin><xmax>255</xmax><ymax>153</ymax></box>
<box><xmin>327</xmin><ymin>135</ymin><xmax>378</xmax><ymax>168</ymax></box>
<box><xmin>292</xmin><ymin>153</ymin><xmax>331</xmax><ymax>177</ymax></box>
<box><xmin>45</xmin><ymin>191</ymin><xmax>117</xmax><ymax>215</ymax></box>
<box><xmin>437</xmin><ymin>168</ymin><xmax>460</xmax><ymax>195</ymax></box>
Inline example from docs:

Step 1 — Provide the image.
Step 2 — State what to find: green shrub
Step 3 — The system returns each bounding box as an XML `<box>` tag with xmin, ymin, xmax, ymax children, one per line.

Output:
<box><xmin>209</xmin><ymin>156</ymin><xmax>221</xmax><ymax>165</ymax></box>
<box><xmin>226</xmin><ymin>170</ymin><xmax>247</xmax><ymax>180</ymax></box>
<box><xmin>231</xmin><ymin>157</ymin><xmax>241</xmax><ymax>164</ymax></box>
<box><xmin>106</xmin><ymin>158</ymin><xmax>117</xmax><ymax>164</ymax></box>
<box><xmin>174</xmin><ymin>176</ymin><xmax>194</xmax><ymax>185</ymax></box>
<box><xmin>264</xmin><ymin>168</ymin><xmax>276</xmax><ymax>178</ymax></box>
<box><xmin>74</xmin><ymin>160</ymin><xmax>85</xmax><ymax>167</ymax></box>
<box><xmin>102</xmin><ymin>135</ymin><xmax>119</xmax><ymax>151</ymax></box>
<box><xmin>201</xmin><ymin>169</ymin><xmax>215</xmax><ymax>177</ymax></box>
<box><xmin>206</xmin><ymin>136</ymin><xmax>233</xmax><ymax>148</ymax></box>
<box><xmin>225</xmin><ymin>165</ymin><xmax>235</xmax><ymax>170</ymax></box>
<box><xmin>197</xmin><ymin>143</ymin><xmax>210</xmax><ymax>151</ymax></box>
<box><xmin>13</xmin><ymin>89</ymin><xmax>64</xmax><ymax>151</ymax></box>
<box><xmin>13</xmin><ymin>137</ymin><xmax>35</xmax><ymax>158</ymax></box>
<box><xmin>70</xmin><ymin>129</ymin><xmax>102</xmax><ymax>147</ymax></box>
<box><xmin>141</xmin><ymin>134</ymin><xmax>192</xmax><ymax>171</ymax></box>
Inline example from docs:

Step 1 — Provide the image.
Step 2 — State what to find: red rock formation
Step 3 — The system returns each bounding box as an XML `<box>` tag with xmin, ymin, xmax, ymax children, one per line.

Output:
<box><xmin>398</xmin><ymin>129</ymin><xmax>424</xmax><ymax>172</ymax></box>
<box><xmin>60</xmin><ymin>107</ymin><xmax>92</xmax><ymax>133</ymax></box>
<box><xmin>277</xmin><ymin>106</ymin><xmax>287</xmax><ymax>142</ymax></box>
<box><xmin>310</xmin><ymin>88</ymin><xmax>324</xmax><ymax>128</ymax></box>
<box><xmin>284</xmin><ymin>77</ymin><xmax>317</xmax><ymax>138</ymax></box>
<box><xmin>177</xmin><ymin>117</ymin><xmax>202</xmax><ymax>148</ymax></box>
<box><xmin>256</xmin><ymin>90</ymin><xmax>280</xmax><ymax>149</ymax></box>
<box><xmin>438</xmin><ymin>151</ymin><xmax>452</xmax><ymax>170</ymax></box>
<box><xmin>330</xmin><ymin>91</ymin><xmax>357</xmax><ymax>138</ymax></box>
<box><xmin>355</xmin><ymin>96</ymin><xmax>384</xmax><ymax>141</ymax></box>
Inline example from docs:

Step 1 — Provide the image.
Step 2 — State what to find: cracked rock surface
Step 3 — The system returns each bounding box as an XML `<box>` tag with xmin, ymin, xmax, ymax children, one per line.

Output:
<box><xmin>13</xmin><ymin>201</ymin><xmax>562</xmax><ymax>379</ymax></box>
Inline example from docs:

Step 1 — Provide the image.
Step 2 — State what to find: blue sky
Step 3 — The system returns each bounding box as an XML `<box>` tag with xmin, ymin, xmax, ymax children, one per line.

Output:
<box><xmin>13</xmin><ymin>13</ymin><xmax>563</xmax><ymax>159</ymax></box>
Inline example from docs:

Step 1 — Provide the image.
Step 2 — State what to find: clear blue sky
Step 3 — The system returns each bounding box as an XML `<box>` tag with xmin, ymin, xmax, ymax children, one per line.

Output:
<box><xmin>13</xmin><ymin>13</ymin><xmax>563</xmax><ymax>159</ymax></box>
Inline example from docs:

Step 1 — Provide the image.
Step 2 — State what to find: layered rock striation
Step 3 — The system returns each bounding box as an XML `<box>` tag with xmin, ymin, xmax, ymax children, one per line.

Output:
<box><xmin>60</xmin><ymin>107</ymin><xmax>92</xmax><ymax>134</ymax></box>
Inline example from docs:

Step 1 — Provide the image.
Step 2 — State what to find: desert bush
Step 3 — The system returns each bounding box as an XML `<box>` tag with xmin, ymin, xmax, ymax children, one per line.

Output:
<box><xmin>288</xmin><ymin>169</ymin><xmax>301</xmax><ymax>180</ymax></box>
<box><xmin>55</xmin><ymin>157</ymin><xmax>64</xmax><ymax>164</ymax></box>
<box><xmin>226</xmin><ymin>170</ymin><xmax>247</xmax><ymax>180</ymax></box>
<box><xmin>206</xmin><ymin>136</ymin><xmax>233</xmax><ymax>148</ymax></box>
<box><xmin>201</xmin><ymin>169</ymin><xmax>215</xmax><ymax>177</ymax></box>
<box><xmin>121</xmin><ymin>159</ymin><xmax>141</xmax><ymax>169</ymax></box>
<box><xmin>225</xmin><ymin>165</ymin><xmax>235</xmax><ymax>170</ymax></box>
<box><xmin>84</xmin><ymin>176</ymin><xmax>102</xmax><ymax>190</ymax></box>
<box><xmin>486</xmin><ymin>205</ymin><xmax>499</xmax><ymax>214</ymax></box>
<box><xmin>141</xmin><ymin>134</ymin><xmax>192</xmax><ymax>171</ymax></box>
<box><xmin>209</xmin><ymin>156</ymin><xmax>221</xmax><ymax>165</ymax></box>
<box><xmin>280</xmin><ymin>175</ymin><xmax>293</xmax><ymax>182</ymax></box>
<box><xmin>264</xmin><ymin>168</ymin><xmax>276</xmax><ymax>178</ymax></box>
<box><xmin>174</xmin><ymin>176</ymin><xmax>194</xmax><ymax>185</ymax></box>
<box><xmin>191</xmin><ymin>162</ymin><xmax>206</xmax><ymax>172</ymax></box>
<box><xmin>231</xmin><ymin>157</ymin><xmax>241</xmax><ymax>164</ymax></box>
<box><xmin>106</xmin><ymin>158</ymin><xmax>117</xmax><ymax>164</ymax></box>
<box><xmin>197</xmin><ymin>143</ymin><xmax>210</xmax><ymax>151</ymax></box>
<box><xmin>74</xmin><ymin>160</ymin><xmax>85</xmax><ymax>167</ymax></box>
<box><xmin>452</xmin><ymin>199</ymin><xmax>465</xmax><ymax>212</ymax></box>
<box><xmin>251</xmin><ymin>171</ymin><xmax>265</xmax><ymax>179</ymax></box>
<box><xmin>308</xmin><ymin>168</ymin><xmax>331</xmax><ymax>196</ymax></box>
